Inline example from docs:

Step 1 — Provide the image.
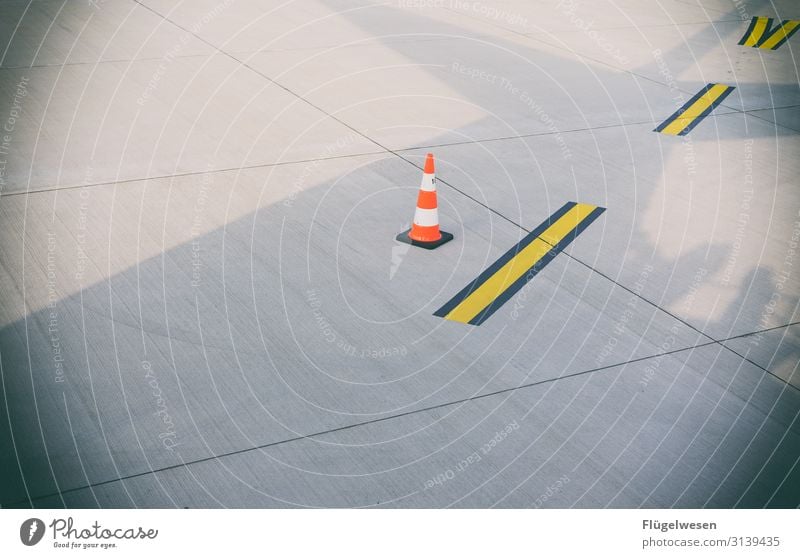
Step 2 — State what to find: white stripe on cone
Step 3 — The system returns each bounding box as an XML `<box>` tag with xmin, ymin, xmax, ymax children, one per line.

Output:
<box><xmin>419</xmin><ymin>172</ymin><xmax>436</xmax><ymax>192</ymax></box>
<box><xmin>413</xmin><ymin>206</ymin><xmax>439</xmax><ymax>227</ymax></box>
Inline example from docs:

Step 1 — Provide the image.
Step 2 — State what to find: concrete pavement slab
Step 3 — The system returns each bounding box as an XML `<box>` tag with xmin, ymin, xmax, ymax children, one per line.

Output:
<box><xmin>139</xmin><ymin>0</ymin><xmax>518</xmax><ymax>54</ymax></box>
<box><xmin>0</xmin><ymin>54</ymin><xmax>378</xmax><ymax>193</ymax></box>
<box><xmin>0</xmin><ymin>0</ymin><xmax>214</xmax><ymax>68</ymax></box>
<box><xmin>22</xmin><ymin>343</ymin><xmax>800</xmax><ymax>508</ymax></box>
<box><xmin>248</xmin><ymin>29</ymin><xmax>700</xmax><ymax>151</ymax></box>
<box><xmin>525</xmin><ymin>20</ymin><xmax>800</xmax><ymax>112</ymax></box>
<box><xmin>403</xmin><ymin>111</ymin><xmax>800</xmax><ymax>339</ymax></box>
<box><xmin>748</xmin><ymin>106</ymin><xmax>800</xmax><ymax>132</ymax></box>
<box><xmin>0</xmin><ymin>153</ymin><xmax>703</xmax><ymax>506</ymax></box>
<box><xmin>724</xmin><ymin>325</ymin><xmax>800</xmax><ymax>389</ymax></box>
<box><xmin>1</xmin><ymin>0</ymin><xmax>797</xmax><ymax>510</ymax></box>
<box><xmin>445</xmin><ymin>0</ymin><xmax>743</xmax><ymax>35</ymax></box>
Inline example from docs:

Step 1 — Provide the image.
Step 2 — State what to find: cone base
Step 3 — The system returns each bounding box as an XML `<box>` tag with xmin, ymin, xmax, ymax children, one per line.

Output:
<box><xmin>395</xmin><ymin>229</ymin><xmax>453</xmax><ymax>250</ymax></box>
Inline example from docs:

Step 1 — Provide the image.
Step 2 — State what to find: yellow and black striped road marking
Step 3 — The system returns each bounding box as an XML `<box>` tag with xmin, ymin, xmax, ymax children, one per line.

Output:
<box><xmin>434</xmin><ymin>202</ymin><xmax>605</xmax><ymax>326</ymax></box>
<box><xmin>739</xmin><ymin>17</ymin><xmax>800</xmax><ymax>50</ymax></box>
<box><xmin>653</xmin><ymin>83</ymin><xmax>735</xmax><ymax>136</ymax></box>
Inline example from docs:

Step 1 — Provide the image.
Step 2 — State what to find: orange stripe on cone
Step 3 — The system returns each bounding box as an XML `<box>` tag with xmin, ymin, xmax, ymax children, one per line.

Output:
<box><xmin>409</xmin><ymin>223</ymin><xmax>441</xmax><ymax>241</ymax></box>
<box><xmin>416</xmin><ymin>189</ymin><xmax>438</xmax><ymax>210</ymax></box>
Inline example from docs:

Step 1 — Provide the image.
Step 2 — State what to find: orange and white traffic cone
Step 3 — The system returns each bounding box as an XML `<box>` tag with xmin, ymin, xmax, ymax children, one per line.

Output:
<box><xmin>396</xmin><ymin>153</ymin><xmax>453</xmax><ymax>249</ymax></box>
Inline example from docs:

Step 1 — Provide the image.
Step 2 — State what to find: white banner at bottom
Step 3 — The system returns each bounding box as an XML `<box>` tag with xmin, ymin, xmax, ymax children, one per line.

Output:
<box><xmin>1</xmin><ymin>509</ymin><xmax>796</xmax><ymax>557</ymax></box>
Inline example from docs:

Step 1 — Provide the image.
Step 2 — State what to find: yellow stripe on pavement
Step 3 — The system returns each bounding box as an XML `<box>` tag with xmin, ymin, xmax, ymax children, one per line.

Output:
<box><xmin>442</xmin><ymin>203</ymin><xmax>597</xmax><ymax>324</ymax></box>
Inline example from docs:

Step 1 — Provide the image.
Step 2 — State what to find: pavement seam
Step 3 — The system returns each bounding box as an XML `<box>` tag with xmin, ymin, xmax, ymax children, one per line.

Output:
<box><xmin>0</xmin><ymin>31</ymin><xmax>524</xmax><ymax>71</ymax></box>
<box><xmin>0</xmin><ymin>149</ymin><xmax>387</xmax><ymax>198</ymax></box>
<box><xmin>742</xmin><ymin>109</ymin><xmax>800</xmax><ymax>133</ymax></box>
<box><xmin>2</xmin><ymin>105</ymin><xmax>775</xmax><ymax>199</ymax></box>
<box><xmin>0</xmin><ymin>337</ymin><xmax>735</xmax><ymax>507</ymax></box>
<box><xmin>10</xmin><ymin>320</ymin><xmax>798</xmax><ymax>508</ymax></box>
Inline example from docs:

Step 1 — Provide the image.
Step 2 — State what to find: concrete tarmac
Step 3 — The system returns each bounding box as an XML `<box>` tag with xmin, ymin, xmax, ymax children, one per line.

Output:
<box><xmin>0</xmin><ymin>0</ymin><xmax>798</xmax><ymax>508</ymax></box>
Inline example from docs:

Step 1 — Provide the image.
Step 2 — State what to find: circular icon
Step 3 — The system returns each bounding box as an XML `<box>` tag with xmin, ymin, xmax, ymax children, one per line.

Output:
<box><xmin>20</xmin><ymin>518</ymin><xmax>45</xmax><ymax>546</ymax></box>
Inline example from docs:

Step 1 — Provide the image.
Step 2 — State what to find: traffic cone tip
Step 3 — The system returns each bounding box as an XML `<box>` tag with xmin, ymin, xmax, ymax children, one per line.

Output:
<box><xmin>424</xmin><ymin>153</ymin><xmax>435</xmax><ymax>174</ymax></box>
